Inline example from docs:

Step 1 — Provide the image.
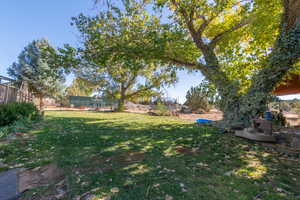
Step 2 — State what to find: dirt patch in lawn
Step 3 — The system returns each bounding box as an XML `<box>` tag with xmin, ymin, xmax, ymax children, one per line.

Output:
<box><xmin>178</xmin><ymin>111</ymin><xmax>223</xmax><ymax>122</ymax></box>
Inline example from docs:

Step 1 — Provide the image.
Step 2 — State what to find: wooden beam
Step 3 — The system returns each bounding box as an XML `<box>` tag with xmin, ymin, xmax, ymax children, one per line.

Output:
<box><xmin>273</xmin><ymin>74</ymin><xmax>300</xmax><ymax>96</ymax></box>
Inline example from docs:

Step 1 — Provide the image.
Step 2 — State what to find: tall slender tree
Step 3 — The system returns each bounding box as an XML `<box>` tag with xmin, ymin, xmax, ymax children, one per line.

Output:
<box><xmin>8</xmin><ymin>39</ymin><xmax>65</xmax><ymax>110</ymax></box>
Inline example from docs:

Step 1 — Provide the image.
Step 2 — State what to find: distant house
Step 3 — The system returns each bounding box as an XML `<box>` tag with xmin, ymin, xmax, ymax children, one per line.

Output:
<box><xmin>69</xmin><ymin>96</ymin><xmax>116</xmax><ymax>108</ymax></box>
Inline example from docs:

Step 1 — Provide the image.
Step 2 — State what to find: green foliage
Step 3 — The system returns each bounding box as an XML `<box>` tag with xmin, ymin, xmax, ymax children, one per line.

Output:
<box><xmin>185</xmin><ymin>80</ymin><xmax>219</xmax><ymax>113</ymax></box>
<box><xmin>154</xmin><ymin>102</ymin><xmax>171</xmax><ymax>116</ymax></box>
<box><xmin>8</xmin><ymin>39</ymin><xmax>65</xmax><ymax>97</ymax></box>
<box><xmin>0</xmin><ymin>102</ymin><xmax>40</xmax><ymax>127</ymax></box>
<box><xmin>272</xmin><ymin>111</ymin><xmax>287</xmax><ymax>127</ymax></box>
<box><xmin>66</xmin><ymin>78</ymin><xmax>95</xmax><ymax>97</ymax></box>
<box><xmin>291</xmin><ymin>100</ymin><xmax>300</xmax><ymax>114</ymax></box>
<box><xmin>269</xmin><ymin>100</ymin><xmax>292</xmax><ymax>112</ymax></box>
<box><xmin>57</xmin><ymin>4</ymin><xmax>179</xmax><ymax>111</ymax></box>
<box><xmin>91</xmin><ymin>0</ymin><xmax>300</xmax><ymax>126</ymax></box>
<box><xmin>0</xmin><ymin>126</ymin><xmax>10</xmax><ymax>139</ymax></box>
<box><xmin>130</xmin><ymin>89</ymin><xmax>162</xmax><ymax>105</ymax></box>
<box><xmin>0</xmin><ymin>118</ymin><xmax>33</xmax><ymax>139</ymax></box>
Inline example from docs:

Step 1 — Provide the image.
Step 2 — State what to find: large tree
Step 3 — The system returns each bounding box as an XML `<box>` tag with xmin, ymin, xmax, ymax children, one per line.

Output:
<box><xmin>8</xmin><ymin>39</ymin><xmax>65</xmax><ymax>110</ymax></box>
<box><xmin>93</xmin><ymin>0</ymin><xmax>300</xmax><ymax>127</ymax></box>
<box><xmin>58</xmin><ymin>6</ymin><xmax>178</xmax><ymax>111</ymax></box>
<box><xmin>66</xmin><ymin>77</ymin><xmax>95</xmax><ymax>97</ymax></box>
<box><xmin>69</xmin><ymin>58</ymin><xmax>177</xmax><ymax>112</ymax></box>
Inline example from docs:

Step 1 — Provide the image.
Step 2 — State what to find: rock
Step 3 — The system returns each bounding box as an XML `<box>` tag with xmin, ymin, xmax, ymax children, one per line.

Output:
<box><xmin>18</xmin><ymin>163</ymin><xmax>63</xmax><ymax>193</ymax></box>
<box><xmin>291</xmin><ymin>135</ymin><xmax>300</xmax><ymax>149</ymax></box>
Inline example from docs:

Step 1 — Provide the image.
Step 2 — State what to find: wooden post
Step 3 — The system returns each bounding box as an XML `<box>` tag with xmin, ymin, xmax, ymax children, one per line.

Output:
<box><xmin>4</xmin><ymin>86</ymin><xmax>8</xmax><ymax>104</ymax></box>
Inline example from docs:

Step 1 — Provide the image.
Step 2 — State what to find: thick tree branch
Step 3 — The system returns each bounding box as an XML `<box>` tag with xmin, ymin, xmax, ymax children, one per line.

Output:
<box><xmin>124</xmin><ymin>73</ymin><xmax>138</xmax><ymax>91</ymax></box>
<box><xmin>166</xmin><ymin>56</ymin><xmax>205</xmax><ymax>69</ymax></box>
<box><xmin>126</xmin><ymin>85</ymin><xmax>156</xmax><ymax>99</ymax></box>
<box><xmin>170</xmin><ymin>0</ymin><xmax>206</xmax><ymax>49</ymax></box>
<box><xmin>210</xmin><ymin>18</ymin><xmax>251</xmax><ymax>48</ymax></box>
<box><xmin>98</xmin><ymin>88</ymin><xmax>116</xmax><ymax>99</ymax></box>
<box><xmin>283</xmin><ymin>0</ymin><xmax>300</xmax><ymax>30</ymax></box>
<box><xmin>196</xmin><ymin>15</ymin><xmax>217</xmax><ymax>36</ymax></box>
<box><xmin>171</xmin><ymin>0</ymin><xmax>196</xmax><ymax>34</ymax></box>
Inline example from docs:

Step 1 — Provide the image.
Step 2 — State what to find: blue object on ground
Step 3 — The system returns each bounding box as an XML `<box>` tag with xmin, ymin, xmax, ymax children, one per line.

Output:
<box><xmin>264</xmin><ymin>111</ymin><xmax>273</xmax><ymax>121</ymax></box>
<box><xmin>196</xmin><ymin>118</ymin><xmax>213</xmax><ymax>124</ymax></box>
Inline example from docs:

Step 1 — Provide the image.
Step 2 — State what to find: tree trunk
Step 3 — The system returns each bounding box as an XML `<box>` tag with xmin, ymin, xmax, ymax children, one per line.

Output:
<box><xmin>207</xmin><ymin>2</ymin><xmax>300</xmax><ymax>128</ymax></box>
<box><xmin>117</xmin><ymin>97</ymin><xmax>125</xmax><ymax>112</ymax></box>
<box><xmin>39</xmin><ymin>94</ymin><xmax>44</xmax><ymax>112</ymax></box>
<box><xmin>116</xmin><ymin>85</ymin><xmax>126</xmax><ymax>112</ymax></box>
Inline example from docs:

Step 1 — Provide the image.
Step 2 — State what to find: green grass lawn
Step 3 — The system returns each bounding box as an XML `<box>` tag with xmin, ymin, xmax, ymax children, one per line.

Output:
<box><xmin>1</xmin><ymin>111</ymin><xmax>300</xmax><ymax>200</ymax></box>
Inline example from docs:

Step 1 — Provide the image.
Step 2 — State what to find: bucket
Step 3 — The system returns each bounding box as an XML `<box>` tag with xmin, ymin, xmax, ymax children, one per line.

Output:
<box><xmin>264</xmin><ymin>112</ymin><xmax>273</xmax><ymax>121</ymax></box>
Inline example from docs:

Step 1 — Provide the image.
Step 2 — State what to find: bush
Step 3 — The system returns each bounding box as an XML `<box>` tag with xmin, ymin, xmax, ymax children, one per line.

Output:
<box><xmin>0</xmin><ymin>102</ymin><xmax>40</xmax><ymax>126</ymax></box>
<box><xmin>185</xmin><ymin>80</ymin><xmax>219</xmax><ymax>113</ymax></box>
<box><xmin>0</xmin><ymin>118</ymin><xmax>31</xmax><ymax>139</ymax></box>
<box><xmin>155</xmin><ymin>103</ymin><xmax>170</xmax><ymax>116</ymax></box>
<box><xmin>151</xmin><ymin>103</ymin><xmax>178</xmax><ymax>116</ymax></box>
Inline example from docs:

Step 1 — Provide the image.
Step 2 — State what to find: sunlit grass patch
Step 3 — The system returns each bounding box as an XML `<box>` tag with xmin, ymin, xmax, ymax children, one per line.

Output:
<box><xmin>0</xmin><ymin>111</ymin><xmax>299</xmax><ymax>200</ymax></box>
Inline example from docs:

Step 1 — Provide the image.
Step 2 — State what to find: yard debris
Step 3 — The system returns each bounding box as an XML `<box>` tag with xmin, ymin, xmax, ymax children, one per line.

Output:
<box><xmin>235</xmin><ymin>119</ymin><xmax>276</xmax><ymax>142</ymax></box>
<box><xmin>74</xmin><ymin>187</ymin><xmax>101</xmax><ymax>200</ymax></box>
<box><xmin>291</xmin><ymin>133</ymin><xmax>300</xmax><ymax>149</ymax></box>
<box><xmin>196</xmin><ymin>162</ymin><xmax>208</xmax><ymax>167</ymax></box>
<box><xmin>153</xmin><ymin>183</ymin><xmax>160</xmax><ymax>188</ymax></box>
<box><xmin>165</xmin><ymin>194</ymin><xmax>174</xmax><ymax>200</ymax></box>
<box><xmin>175</xmin><ymin>146</ymin><xmax>199</xmax><ymax>155</ymax></box>
<box><xmin>224</xmin><ymin>170</ymin><xmax>234</xmax><ymax>176</ymax></box>
<box><xmin>110</xmin><ymin>187</ymin><xmax>119</xmax><ymax>193</ymax></box>
<box><xmin>180</xmin><ymin>183</ymin><xmax>188</xmax><ymax>192</ymax></box>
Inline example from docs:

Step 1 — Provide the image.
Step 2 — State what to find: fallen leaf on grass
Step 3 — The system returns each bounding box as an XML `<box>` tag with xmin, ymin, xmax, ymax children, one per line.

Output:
<box><xmin>110</xmin><ymin>187</ymin><xmax>119</xmax><ymax>193</ymax></box>
<box><xmin>165</xmin><ymin>194</ymin><xmax>173</xmax><ymax>200</ymax></box>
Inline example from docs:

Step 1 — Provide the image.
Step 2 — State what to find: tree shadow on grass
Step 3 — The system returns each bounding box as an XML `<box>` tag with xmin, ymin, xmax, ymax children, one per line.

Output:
<box><xmin>2</xmin><ymin>111</ymin><xmax>300</xmax><ymax>200</ymax></box>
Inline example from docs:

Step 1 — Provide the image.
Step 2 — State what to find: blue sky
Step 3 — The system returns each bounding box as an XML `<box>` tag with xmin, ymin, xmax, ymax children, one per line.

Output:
<box><xmin>0</xmin><ymin>0</ymin><xmax>204</xmax><ymax>103</ymax></box>
<box><xmin>0</xmin><ymin>1</ymin><xmax>298</xmax><ymax>103</ymax></box>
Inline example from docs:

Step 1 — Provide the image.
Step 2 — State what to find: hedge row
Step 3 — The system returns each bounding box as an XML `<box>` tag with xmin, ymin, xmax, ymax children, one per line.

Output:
<box><xmin>0</xmin><ymin>102</ymin><xmax>40</xmax><ymax>126</ymax></box>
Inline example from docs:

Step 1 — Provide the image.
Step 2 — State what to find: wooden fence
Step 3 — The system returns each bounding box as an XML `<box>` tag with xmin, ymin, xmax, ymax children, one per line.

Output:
<box><xmin>0</xmin><ymin>76</ymin><xmax>33</xmax><ymax>104</ymax></box>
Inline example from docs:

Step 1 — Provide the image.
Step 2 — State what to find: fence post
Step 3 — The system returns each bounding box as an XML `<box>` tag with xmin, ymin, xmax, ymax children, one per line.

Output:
<box><xmin>4</xmin><ymin>86</ymin><xmax>9</xmax><ymax>104</ymax></box>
